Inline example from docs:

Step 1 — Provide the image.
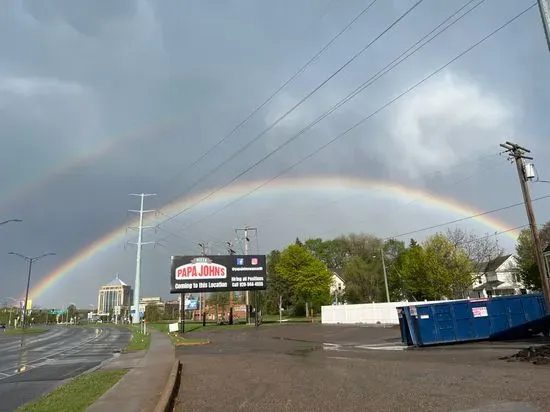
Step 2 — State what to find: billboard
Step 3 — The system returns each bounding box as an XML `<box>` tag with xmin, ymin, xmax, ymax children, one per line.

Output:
<box><xmin>170</xmin><ymin>255</ymin><xmax>267</xmax><ymax>294</ymax></box>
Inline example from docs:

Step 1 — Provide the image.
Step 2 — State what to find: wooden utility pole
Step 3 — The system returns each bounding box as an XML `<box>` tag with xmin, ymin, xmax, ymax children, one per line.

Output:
<box><xmin>500</xmin><ymin>141</ymin><xmax>550</xmax><ymax>311</ymax></box>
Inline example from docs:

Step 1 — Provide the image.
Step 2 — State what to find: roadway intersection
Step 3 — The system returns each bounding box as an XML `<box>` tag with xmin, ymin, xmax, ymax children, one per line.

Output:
<box><xmin>0</xmin><ymin>326</ymin><xmax>130</xmax><ymax>411</ymax></box>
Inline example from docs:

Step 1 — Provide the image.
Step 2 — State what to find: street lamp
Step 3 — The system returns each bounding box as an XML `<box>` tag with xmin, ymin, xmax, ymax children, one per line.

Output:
<box><xmin>538</xmin><ymin>0</ymin><xmax>550</xmax><ymax>52</ymax></box>
<box><xmin>0</xmin><ymin>219</ymin><xmax>22</xmax><ymax>226</ymax></box>
<box><xmin>373</xmin><ymin>249</ymin><xmax>390</xmax><ymax>303</ymax></box>
<box><xmin>8</xmin><ymin>252</ymin><xmax>56</xmax><ymax>329</ymax></box>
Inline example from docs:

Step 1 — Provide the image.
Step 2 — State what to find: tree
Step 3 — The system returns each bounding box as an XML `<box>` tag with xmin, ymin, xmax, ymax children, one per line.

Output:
<box><xmin>446</xmin><ymin>227</ymin><xmax>503</xmax><ymax>269</ymax></box>
<box><xmin>144</xmin><ymin>304</ymin><xmax>161</xmax><ymax>322</ymax></box>
<box><xmin>67</xmin><ymin>304</ymin><xmax>77</xmax><ymax>323</ymax></box>
<box><xmin>393</xmin><ymin>233</ymin><xmax>474</xmax><ymax>300</ymax></box>
<box><xmin>265</xmin><ymin>249</ymin><xmax>292</xmax><ymax>315</ymax></box>
<box><xmin>276</xmin><ymin>244</ymin><xmax>333</xmax><ymax>316</ymax></box>
<box><xmin>304</xmin><ymin>237</ymin><xmax>348</xmax><ymax>270</ymax></box>
<box><xmin>515</xmin><ymin>222</ymin><xmax>550</xmax><ymax>290</ymax></box>
<box><xmin>423</xmin><ymin>233</ymin><xmax>474</xmax><ymax>299</ymax></box>
<box><xmin>342</xmin><ymin>256</ymin><xmax>382</xmax><ymax>303</ymax></box>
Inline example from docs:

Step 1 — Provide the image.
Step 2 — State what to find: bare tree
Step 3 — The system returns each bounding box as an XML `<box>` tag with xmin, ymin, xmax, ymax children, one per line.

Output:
<box><xmin>446</xmin><ymin>227</ymin><xmax>504</xmax><ymax>270</ymax></box>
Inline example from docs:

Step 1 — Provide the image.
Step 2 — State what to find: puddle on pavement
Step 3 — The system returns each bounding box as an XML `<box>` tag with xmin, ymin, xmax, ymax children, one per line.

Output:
<box><xmin>285</xmin><ymin>345</ymin><xmax>322</xmax><ymax>357</ymax></box>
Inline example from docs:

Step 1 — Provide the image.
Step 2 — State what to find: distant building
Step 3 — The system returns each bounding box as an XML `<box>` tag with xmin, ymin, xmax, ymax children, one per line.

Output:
<box><xmin>97</xmin><ymin>274</ymin><xmax>133</xmax><ymax>316</ymax></box>
<box><xmin>330</xmin><ymin>272</ymin><xmax>346</xmax><ymax>304</ymax></box>
<box><xmin>470</xmin><ymin>254</ymin><xmax>528</xmax><ymax>298</ymax></box>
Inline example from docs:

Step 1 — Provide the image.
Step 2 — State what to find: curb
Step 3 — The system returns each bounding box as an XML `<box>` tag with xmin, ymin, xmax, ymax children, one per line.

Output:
<box><xmin>154</xmin><ymin>359</ymin><xmax>182</xmax><ymax>412</ymax></box>
<box><xmin>174</xmin><ymin>340</ymin><xmax>211</xmax><ymax>347</ymax></box>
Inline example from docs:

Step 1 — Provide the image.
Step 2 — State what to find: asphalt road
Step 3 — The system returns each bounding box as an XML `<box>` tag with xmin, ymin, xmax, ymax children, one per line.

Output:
<box><xmin>0</xmin><ymin>325</ymin><xmax>131</xmax><ymax>411</ymax></box>
<box><xmin>174</xmin><ymin>323</ymin><xmax>550</xmax><ymax>412</ymax></box>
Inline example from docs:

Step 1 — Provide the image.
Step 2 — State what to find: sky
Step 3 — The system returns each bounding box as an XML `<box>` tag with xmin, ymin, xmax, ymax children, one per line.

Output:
<box><xmin>1</xmin><ymin>0</ymin><xmax>550</xmax><ymax>309</ymax></box>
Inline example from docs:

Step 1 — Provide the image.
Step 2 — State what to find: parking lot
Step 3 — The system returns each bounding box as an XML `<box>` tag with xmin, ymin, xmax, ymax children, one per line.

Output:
<box><xmin>174</xmin><ymin>323</ymin><xmax>550</xmax><ymax>412</ymax></box>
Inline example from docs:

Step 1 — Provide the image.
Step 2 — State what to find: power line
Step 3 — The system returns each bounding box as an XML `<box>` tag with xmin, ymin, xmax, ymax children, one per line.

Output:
<box><xmin>159</xmin><ymin>0</ymin><xmax>423</xmax><ymax>226</ymax></box>
<box><xmin>379</xmin><ymin>193</ymin><xmax>550</xmax><ymax>241</ymax></box>
<box><xmin>158</xmin><ymin>0</ymin><xmax>379</xmax><ymax>192</ymax></box>
<box><xmin>159</xmin><ymin>3</ymin><xmax>530</xmax><ymax>234</ymax></box>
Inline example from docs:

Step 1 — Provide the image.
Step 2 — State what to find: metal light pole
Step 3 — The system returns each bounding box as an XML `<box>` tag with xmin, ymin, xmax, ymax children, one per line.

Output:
<box><xmin>0</xmin><ymin>219</ymin><xmax>22</xmax><ymax>226</ymax></box>
<box><xmin>538</xmin><ymin>0</ymin><xmax>550</xmax><ymax>51</ymax></box>
<box><xmin>8</xmin><ymin>252</ymin><xmax>56</xmax><ymax>329</ymax></box>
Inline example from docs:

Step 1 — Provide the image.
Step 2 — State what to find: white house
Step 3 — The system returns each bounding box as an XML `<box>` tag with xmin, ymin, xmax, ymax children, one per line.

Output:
<box><xmin>470</xmin><ymin>254</ymin><xmax>528</xmax><ymax>298</ymax></box>
<box><xmin>330</xmin><ymin>272</ymin><xmax>345</xmax><ymax>304</ymax></box>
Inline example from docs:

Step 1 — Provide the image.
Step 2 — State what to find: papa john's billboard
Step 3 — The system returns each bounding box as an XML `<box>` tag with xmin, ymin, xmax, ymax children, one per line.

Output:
<box><xmin>170</xmin><ymin>255</ymin><xmax>267</xmax><ymax>294</ymax></box>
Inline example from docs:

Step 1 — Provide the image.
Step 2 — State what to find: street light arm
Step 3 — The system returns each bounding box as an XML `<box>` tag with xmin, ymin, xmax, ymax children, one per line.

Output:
<box><xmin>8</xmin><ymin>251</ymin><xmax>30</xmax><ymax>261</ymax></box>
<box><xmin>0</xmin><ymin>219</ymin><xmax>22</xmax><ymax>226</ymax></box>
<box><xmin>33</xmin><ymin>252</ymin><xmax>56</xmax><ymax>262</ymax></box>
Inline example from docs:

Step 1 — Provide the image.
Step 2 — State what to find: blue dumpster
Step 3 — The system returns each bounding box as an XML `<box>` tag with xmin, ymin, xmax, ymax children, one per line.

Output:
<box><xmin>397</xmin><ymin>293</ymin><xmax>550</xmax><ymax>347</ymax></box>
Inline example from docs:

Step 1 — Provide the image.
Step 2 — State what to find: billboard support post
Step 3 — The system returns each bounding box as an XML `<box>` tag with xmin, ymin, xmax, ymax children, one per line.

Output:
<box><xmin>180</xmin><ymin>293</ymin><xmax>185</xmax><ymax>334</ymax></box>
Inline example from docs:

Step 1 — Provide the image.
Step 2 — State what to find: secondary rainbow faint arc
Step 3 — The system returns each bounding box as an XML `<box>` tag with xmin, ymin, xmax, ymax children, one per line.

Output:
<box><xmin>1</xmin><ymin>115</ymin><xmax>180</xmax><ymax>211</ymax></box>
<box><xmin>28</xmin><ymin>175</ymin><xmax>520</xmax><ymax>302</ymax></box>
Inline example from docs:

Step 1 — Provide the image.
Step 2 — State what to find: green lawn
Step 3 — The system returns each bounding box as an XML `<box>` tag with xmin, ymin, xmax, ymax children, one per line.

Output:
<box><xmin>17</xmin><ymin>369</ymin><xmax>127</xmax><ymax>412</ymax></box>
<box><xmin>124</xmin><ymin>327</ymin><xmax>151</xmax><ymax>352</ymax></box>
<box><xmin>5</xmin><ymin>327</ymin><xmax>47</xmax><ymax>335</ymax></box>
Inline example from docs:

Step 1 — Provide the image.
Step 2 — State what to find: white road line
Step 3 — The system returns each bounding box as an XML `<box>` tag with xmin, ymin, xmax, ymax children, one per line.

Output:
<box><xmin>355</xmin><ymin>344</ymin><xmax>407</xmax><ymax>351</ymax></box>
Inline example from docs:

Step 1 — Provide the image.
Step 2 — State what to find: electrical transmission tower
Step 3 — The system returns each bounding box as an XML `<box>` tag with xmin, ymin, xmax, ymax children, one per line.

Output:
<box><xmin>128</xmin><ymin>193</ymin><xmax>157</xmax><ymax>324</ymax></box>
<box><xmin>198</xmin><ymin>241</ymin><xmax>211</xmax><ymax>256</ymax></box>
<box><xmin>500</xmin><ymin>141</ymin><xmax>550</xmax><ymax>311</ymax></box>
<box><xmin>227</xmin><ymin>241</ymin><xmax>236</xmax><ymax>255</ymax></box>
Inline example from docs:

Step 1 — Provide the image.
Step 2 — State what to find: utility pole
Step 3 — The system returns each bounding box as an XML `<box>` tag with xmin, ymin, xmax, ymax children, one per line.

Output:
<box><xmin>380</xmin><ymin>248</ymin><xmax>390</xmax><ymax>303</ymax></box>
<box><xmin>500</xmin><ymin>141</ymin><xmax>550</xmax><ymax>311</ymax></box>
<box><xmin>128</xmin><ymin>193</ymin><xmax>157</xmax><ymax>325</ymax></box>
<box><xmin>235</xmin><ymin>226</ymin><xmax>257</xmax><ymax>324</ymax></box>
<box><xmin>538</xmin><ymin>0</ymin><xmax>550</xmax><ymax>52</ymax></box>
<box><xmin>8</xmin><ymin>252</ymin><xmax>56</xmax><ymax>329</ymax></box>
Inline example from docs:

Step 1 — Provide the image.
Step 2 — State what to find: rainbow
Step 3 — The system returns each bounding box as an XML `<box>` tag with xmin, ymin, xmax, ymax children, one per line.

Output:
<box><xmin>28</xmin><ymin>175</ymin><xmax>521</xmax><ymax>303</ymax></box>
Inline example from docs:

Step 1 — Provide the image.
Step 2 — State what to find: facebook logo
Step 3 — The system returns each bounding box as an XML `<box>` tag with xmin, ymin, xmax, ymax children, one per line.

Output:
<box><xmin>236</xmin><ymin>258</ymin><xmax>244</xmax><ymax>266</ymax></box>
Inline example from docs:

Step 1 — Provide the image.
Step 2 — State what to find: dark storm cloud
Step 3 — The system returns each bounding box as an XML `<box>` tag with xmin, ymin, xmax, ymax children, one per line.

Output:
<box><xmin>1</xmin><ymin>0</ymin><xmax>549</xmax><ymax>306</ymax></box>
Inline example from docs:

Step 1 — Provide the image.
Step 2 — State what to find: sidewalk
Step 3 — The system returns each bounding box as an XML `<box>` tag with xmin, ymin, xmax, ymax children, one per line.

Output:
<box><xmin>87</xmin><ymin>330</ymin><xmax>175</xmax><ymax>412</ymax></box>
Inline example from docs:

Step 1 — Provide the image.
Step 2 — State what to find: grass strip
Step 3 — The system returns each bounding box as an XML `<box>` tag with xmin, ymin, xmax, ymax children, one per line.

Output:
<box><xmin>124</xmin><ymin>327</ymin><xmax>151</xmax><ymax>352</ymax></box>
<box><xmin>5</xmin><ymin>327</ymin><xmax>47</xmax><ymax>335</ymax></box>
<box><xmin>17</xmin><ymin>369</ymin><xmax>127</xmax><ymax>412</ymax></box>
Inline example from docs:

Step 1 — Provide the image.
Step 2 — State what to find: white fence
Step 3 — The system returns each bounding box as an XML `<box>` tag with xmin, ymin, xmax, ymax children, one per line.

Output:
<box><xmin>321</xmin><ymin>299</ymin><xmax>466</xmax><ymax>325</ymax></box>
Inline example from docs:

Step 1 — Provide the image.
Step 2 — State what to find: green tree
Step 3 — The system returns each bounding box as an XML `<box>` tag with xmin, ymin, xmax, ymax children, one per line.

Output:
<box><xmin>423</xmin><ymin>233</ymin><xmax>474</xmax><ymax>299</ymax></box>
<box><xmin>304</xmin><ymin>237</ymin><xmax>349</xmax><ymax>270</ymax></box>
<box><xmin>67</xmin><ymin>304</ymin><xmax>78</xmax><ymax>322</ymax></box>
<box><xmin>265</xmin><ymin>249</ymin><xmax>292</xmax><ymax>314</ymax></box>
<box><xmin>394</xmin><ymin>233</ymin><xmax>474</xmax><ymax>300</ymax></box>
<box><xmin>144</xmin><ymin>304</ymin><xmax>161</xmax><ymax>322</ymax></box>
<box><xmin>276</xmin><ymin>244</ymin><xmax>333</xmax><ymax>316</ymax></box>
<box><xmin>342</xmin><ymin>256</ymin><xmax>382</xmax><ymax>303</ymax></box>
<box><xmin>515</xmin><ymin>222</ymin><xmax>550</xmax><ymax>290</ymax></box>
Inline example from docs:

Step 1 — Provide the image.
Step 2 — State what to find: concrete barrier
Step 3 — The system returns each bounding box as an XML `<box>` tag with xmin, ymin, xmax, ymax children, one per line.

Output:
<box><xmin>322</xmin><ymin>299</ymin><xmax>466</xmax><ymax>325</ymax></box>
<box><xmin>154</xmin><ymin>360</ymin><xmax>182</xmax><ymax>412</ymax></box>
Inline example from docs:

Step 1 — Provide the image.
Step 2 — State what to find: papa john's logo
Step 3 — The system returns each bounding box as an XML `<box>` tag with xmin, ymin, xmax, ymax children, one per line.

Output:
<box><xmin>175</xmin><ymin>257</ymin><xmax>227</xmax><ymax>280</ymax></box>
